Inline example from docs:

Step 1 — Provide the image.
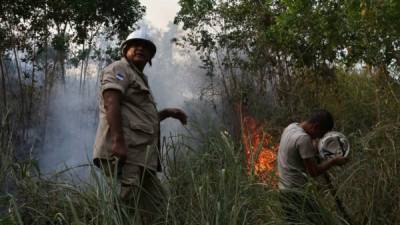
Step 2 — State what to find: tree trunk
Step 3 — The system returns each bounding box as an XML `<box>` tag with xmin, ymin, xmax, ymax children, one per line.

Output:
<box><xmin>41</xmin><ymin>44</ymin><xmax>49</xmax><ymax>151</ymax></box>
<box><xmin>44</xmin><ymin>40</ymin><xmax>48</xmax><ymax>104</ymax></box>
<box><xmin>13</xmin><ymin>47</ymin><xmax>26</xmax><ymax>125</ymax></box>
<box><xmin>28</xmin><ymin>46</ymin><xmax>36</xmax><ymax>124</ymax></box>
<box><xmin>0</xmin><ymin>54</ymin><xmax>9</xmax><ymax>146</ymax></box>
<box><xmin>82</xmin><ymin>41</ymin><xmax>92</xmax><ymax>95</ymax></box>
<box><xmin>79</xmin><ymin>40</ymin><xmax>85</xmax><ymax>93</ymax></box>
<box><xmin>61</xmin><ymin>50</ymin><xmax>66</xmax><ymax>85</ymax></box>
<box><xmin>48</xmin><ymin>50</ymin><xmax>58</xmax><ymax>96</ymax></box>
<box><xmin>0</xmin><ymin>55</ymin><xmax>7</xmax><ymax>111</ymax></box>
<box><xmin>61</xmin><ymin>24</ymin><xmax>68</xmax><ymax>85</ymax></box>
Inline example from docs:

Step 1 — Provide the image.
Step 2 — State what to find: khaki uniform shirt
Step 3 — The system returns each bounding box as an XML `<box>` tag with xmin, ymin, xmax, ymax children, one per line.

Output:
<box><xmin>93</xmin><ymin>57</ymin><xmax>160</xmax><ymax>171</ymax></box>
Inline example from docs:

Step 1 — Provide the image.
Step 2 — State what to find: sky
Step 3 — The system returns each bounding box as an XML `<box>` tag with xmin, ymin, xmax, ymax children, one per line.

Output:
<box><xmin>140</xmin><ymin>0</ymin><xmax>181</xmax><ymax>30</ymax></box>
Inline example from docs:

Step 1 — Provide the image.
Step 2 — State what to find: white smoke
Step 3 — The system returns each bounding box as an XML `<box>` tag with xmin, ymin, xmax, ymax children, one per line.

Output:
<box><xmin>38</xmin><ymin>23</ymin><xmax>206</xmax><ymax>175</ymax></box>
<box><xmin>39</xmin><ymin>68</ymin><xmax>99</xmax><ymax>174</ymax></box>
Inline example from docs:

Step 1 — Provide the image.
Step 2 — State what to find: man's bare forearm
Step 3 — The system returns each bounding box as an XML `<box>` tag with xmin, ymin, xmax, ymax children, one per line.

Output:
<box><xmin>158</xmin><ymin>108</ymin><xmax>188</xmax><ymax>124</ymax></box>
<box><xmin>315</xmin><ymin>158</ymin><xmax>337</xmax><ymax>176</ymax></box>
<box><xmin>304</xmin><ymin>157</ymin><xmax>340</xmax><ymax>177</ymax></box>
<box><xmin>158</xmin><ymin>109</ymin><xmax>168</xmax><ymax>122</ymax></box>
<box><xmin>103</xmin><ymin>90</ymin><xmax>125</xmax><ymax>143</ymax></box>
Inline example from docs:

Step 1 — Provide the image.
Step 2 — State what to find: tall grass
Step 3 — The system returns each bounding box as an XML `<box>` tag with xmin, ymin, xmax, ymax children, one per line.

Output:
<box><xmin>1</xmin><ymin>69</ymin><xmax>400</xmax><ymax>225</ymax></box>
<box><xmin>339</xmin><ymin>123</ymin><xmax>400</xmax><ymax>225</ymax></box>
<box><xmin>1</xmin><ymin>128</ymin><xmax>344</xmax><ymax>225</ymax></box>
<box><xmin>1</xmin><ymin>128</ymin><xmax>398</xmax><ymax>224</ymax></box>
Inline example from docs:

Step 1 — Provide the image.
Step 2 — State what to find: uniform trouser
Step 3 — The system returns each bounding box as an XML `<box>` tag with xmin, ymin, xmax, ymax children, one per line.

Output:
<box><xmin>98</xmin><ymin>158</ymin><xmax>166</xmax><ymax>225</ymax></box>
<box><xmin>279</xmin><ymin>189</ymin><xmax>326</xmax><ymax>225</ymax></box>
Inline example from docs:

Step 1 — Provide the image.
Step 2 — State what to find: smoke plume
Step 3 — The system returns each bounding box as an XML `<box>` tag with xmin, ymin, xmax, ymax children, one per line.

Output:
<box><xmin>38</xmin><ymin>23</ymin><xmax>206</xmax><ymax>176</ymax></box>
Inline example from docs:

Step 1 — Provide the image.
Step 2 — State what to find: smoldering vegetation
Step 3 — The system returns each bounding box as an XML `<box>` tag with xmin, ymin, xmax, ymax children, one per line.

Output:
<box><xmin>2</xmin><ymin>1</ymin><xmax>400</xmax><ymax>225</ymax></box>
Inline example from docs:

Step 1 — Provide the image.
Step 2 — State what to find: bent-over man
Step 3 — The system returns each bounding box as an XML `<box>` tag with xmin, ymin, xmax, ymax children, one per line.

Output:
<box><xmin>277</xmin><ymin>109</ymin><xmax>348</xmax><ymax>224</ymax></box>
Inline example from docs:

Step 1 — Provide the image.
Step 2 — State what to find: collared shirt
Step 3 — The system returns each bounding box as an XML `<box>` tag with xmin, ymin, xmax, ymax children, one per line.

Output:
<box><xmin>93</xmin><ymin>57</ymin><xmax>160</xmax><ymax>171</ymax></box>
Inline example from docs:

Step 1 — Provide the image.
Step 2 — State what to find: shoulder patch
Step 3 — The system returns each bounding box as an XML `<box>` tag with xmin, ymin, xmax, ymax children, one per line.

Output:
<box><xmin>116</xmin><ymin>72</ymin><xmax>124</xmax><ymax>81</ymax></box>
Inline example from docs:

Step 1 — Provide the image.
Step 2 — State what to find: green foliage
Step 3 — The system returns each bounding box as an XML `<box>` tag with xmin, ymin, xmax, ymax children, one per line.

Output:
<box><xmin>1</xmin><ymin>1</ymin><xmax>399</xmax><ymax>225</ymax></box>
<box><xmin>0</xmin><ymin>0</ymin><xmax>145</xmax><ymax>54</ymax></box>
<box><xmin>177</xmin><ymin>0</ymin><xmax>400</xmax><ymax>69</ymax></box>
<box><xmin>51</xmin><ymin>34</ymin><xmax>70</xmax><ymax>52</ymax></box>
<box><xmin>342</xmin><ymin>123</ymin><xmax>400</xmax><ymax>225</ymax></box>
<box><xmin>175</xmin><ymin>2</ymin><xmax>400</xmax><ymax>223</ymax></box>
<box><xmin>270</xmin><ymin>1</ymin><xmax>349</xmax><ymax>66</ymax></box>
<box><xmin>175</xmin><ymin>0</ymin><xmax>400</xmax><ymax>107</ymax></box>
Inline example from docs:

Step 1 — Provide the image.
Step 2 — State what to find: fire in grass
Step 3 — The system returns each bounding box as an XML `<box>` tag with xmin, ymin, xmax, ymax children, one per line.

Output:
<box><xmin>241</xmin><ymin>116</ymin><xmax>278</xmax><ymax>186</ymax></box>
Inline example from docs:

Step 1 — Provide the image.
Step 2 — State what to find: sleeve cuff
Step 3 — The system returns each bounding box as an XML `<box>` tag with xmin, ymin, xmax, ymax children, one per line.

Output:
<box><xmin>101</xmin><ymin>83</ymin><xmax>125</xmax><ymax>94</ymax></box>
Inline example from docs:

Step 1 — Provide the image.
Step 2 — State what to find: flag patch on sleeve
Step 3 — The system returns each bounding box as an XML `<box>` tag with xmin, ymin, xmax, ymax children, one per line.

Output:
<box><xmin>116</xmin><ymin>73</ymin><xmax>124</xmax><ymax>81</ymax></box>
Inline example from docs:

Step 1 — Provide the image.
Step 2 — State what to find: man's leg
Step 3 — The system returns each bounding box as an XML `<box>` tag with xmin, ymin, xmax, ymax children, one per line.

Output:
<box><xmin>280</xmin><ymin>189</ymin><xmax>328</xmax><ymax>225</ymax></box>
<box><xmin>139</xmin><ymin>168</ymin><xmax>167</xmax><ymax>225</ymax></box>
<box><xmin>119</xmin><ymin>161</ymin><xmax>143</xmax><ymax>224</ymax></box>
<box><xmin>120</xmin><ymin>163</ymin><xmax>167</xmax><ymax>225</ymax></box>
<box><xmin>280</xmin><ymin>190</ymin><xmax>303</xmax><ymax>223</ymax></box>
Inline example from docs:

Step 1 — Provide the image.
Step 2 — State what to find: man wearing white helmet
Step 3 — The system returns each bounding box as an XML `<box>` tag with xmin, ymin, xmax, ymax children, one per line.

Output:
<box><xmin>93</xmin><ymin>28</ymin><xmax>187</xmax><ymax>224</ymax></box>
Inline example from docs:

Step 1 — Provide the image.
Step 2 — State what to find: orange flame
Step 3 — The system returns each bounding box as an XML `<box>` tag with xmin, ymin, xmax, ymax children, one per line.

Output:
<box><xmin>241</xmin><ymin>116</ymin><xmax>278</xmax><ymax>185</ymax></box>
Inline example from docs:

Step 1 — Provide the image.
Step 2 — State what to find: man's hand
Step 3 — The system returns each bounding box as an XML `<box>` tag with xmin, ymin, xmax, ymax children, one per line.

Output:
<box><xmin>103</xmin><ymin>89</ymin><xmax>127</xmax><ymax>162</ymax></box>
<box><xmin>111</xmin><ymin>138</ymin><xmax>128</xmax><ymax>162</ymax></box>
<box><xmin>333</xmin><ymin>156</ymin><xmax>349</xmax><ymax>166</ymax></box>
<box><xmin>159</xmin><ymin>108</ymin><xmax>188</xmax><ymax>125</ymax></box>
<box><xmin>304</xmin><ymin>155</ymin><xmax>349</xmax><ymax>177</ymax></box>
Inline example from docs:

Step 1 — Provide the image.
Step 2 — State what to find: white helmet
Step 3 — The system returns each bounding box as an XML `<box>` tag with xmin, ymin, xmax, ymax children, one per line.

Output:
<box><xmin>318</xmin><ymin>131</ymin><xmax>350</xmax><ymax>159</ymax></box>
<box><xmin>121</xmin><ymin>28</ymin><xmax>157</xmax><ymax>63</ymax></box>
